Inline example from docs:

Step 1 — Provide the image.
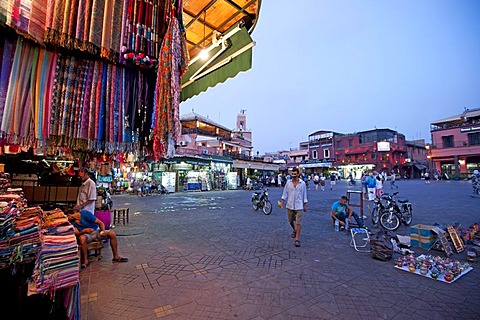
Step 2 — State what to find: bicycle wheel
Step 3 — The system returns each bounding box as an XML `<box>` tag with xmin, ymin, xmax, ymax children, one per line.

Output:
<box><xmin>380</xmin><ymin>210</ymin><xmax>400</xmax><ymax>231</ymax></box>
<box><xmin>403</xmin><ymin>205</ymin><xmax>413</xmax><ymax>225</ymax></box>
<box><xmin>371</xmin><ymin>207</ymin><xmax>380</xmax><ymax>227</ymax></box>
<box><xmin>262</xmin><ymin>200</ymin><xmax>272</xmax><ymax>215</ymax></box>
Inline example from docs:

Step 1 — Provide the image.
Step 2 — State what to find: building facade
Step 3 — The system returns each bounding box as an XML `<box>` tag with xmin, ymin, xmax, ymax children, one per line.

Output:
<box><xmin>294</xmin><ymin>128</ymin><xmax>418</xmax><ymax>179</ymax></box>
<box><xmin>430</xmin><ymin>108</ymin><xmax>480</xmax><ymax>179</ymax></box>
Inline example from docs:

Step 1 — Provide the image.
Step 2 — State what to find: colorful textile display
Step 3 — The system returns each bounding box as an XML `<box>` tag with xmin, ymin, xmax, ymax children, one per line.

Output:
<box><xmin>152</xmin><ymin>0</ymin><xmax>188</xmax><ymax>160</ymax></box>
<box><xmin>28</xmin><ymin>208</ymin><xmax>80</xmax><ymax>294</ymax></box>
<box><xmin>0</xmin><ymin>0</ymin><xmax>189</xmax><ymax>157</ymax></box>
<box><xmin>0</xmin><ymin>201</ymin><xmax>41</xmax><ymax>270</ymax></box>
<box><xmin>0</xmin><ymin>35</ymin><xmax>157</xmax><ymax>153</ymax></box>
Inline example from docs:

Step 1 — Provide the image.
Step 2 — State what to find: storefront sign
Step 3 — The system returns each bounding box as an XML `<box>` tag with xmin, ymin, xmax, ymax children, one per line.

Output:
<box><xmin>227</xmin><ymin>172</ymin><xmax>238</xmax><ymax>189</ymax></box>
<box><xmin>377</xmin><ymin>141</ymin><xmax>391</xmax><ymax>152</ymax></box>
<box><xmin>161</xmin><ymin>172</ymin><xmax>176</xmax><ymax>193</ymax></box>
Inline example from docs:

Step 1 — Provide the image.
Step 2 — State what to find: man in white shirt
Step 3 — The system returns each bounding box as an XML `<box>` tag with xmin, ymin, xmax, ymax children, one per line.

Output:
<box><xmin>279</xmin><ymin>168</ymin><xmax>308</xmax><ymax>247</ymax></box>
<box><xmin>75</xmin><ymin>169</ymin><xmax>97</xmax><ymax>214</ymax></box>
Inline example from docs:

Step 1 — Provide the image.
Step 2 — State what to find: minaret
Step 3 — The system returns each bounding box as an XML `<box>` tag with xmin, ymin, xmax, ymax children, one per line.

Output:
<box><xmin>236</xmin><ymin>109</ymin><xmax>247</xmax><ymax>131</ymax></box>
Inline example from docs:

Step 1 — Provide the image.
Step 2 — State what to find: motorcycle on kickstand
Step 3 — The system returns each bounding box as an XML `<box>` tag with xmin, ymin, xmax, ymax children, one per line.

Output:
<box><xmin>378</xmin><ymin>192</ymin><xmax>413</xmax><ymax>231</ymax></box>
<box><xmin>251</xmin><ymin>188</ymin><xmax>273</xmax><ymax>215</ymax></box>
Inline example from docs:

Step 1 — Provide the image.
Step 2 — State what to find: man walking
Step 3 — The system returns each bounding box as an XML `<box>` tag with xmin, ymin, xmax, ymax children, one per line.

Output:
<box><xmin>471</xmin><ymin>170</ymin><xmax>480</xmax><ymax>197</ymax></box>
<box><xmin>390</xmin><ymin>171</ymin><xmax>398</xmax><ymax>189</ymax></box>
<box><xmin>280</xmin><ymin>168</ymin><xmax>308</xmax><ymax>247</ymax></box>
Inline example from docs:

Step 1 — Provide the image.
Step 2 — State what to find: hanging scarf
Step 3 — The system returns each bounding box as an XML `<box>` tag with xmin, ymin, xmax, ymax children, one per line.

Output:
<box><xmin>0</xmin><ymin>37</ymin><xmax>16</xmax><ymax>129</ymax></box>
<box><xmin>152</xmin><ymin>2</ymin><xmax>188</xmax><ymax>160</ymax></box>
<box><xmin>29</xmin><ymin>0</ymin><xmax>48</xmax><ymax>43</ymax></box>
<box><xmin>89</xmin><ymin>0</ymin><xmax>105</xmax><ymax>53</ymax></box>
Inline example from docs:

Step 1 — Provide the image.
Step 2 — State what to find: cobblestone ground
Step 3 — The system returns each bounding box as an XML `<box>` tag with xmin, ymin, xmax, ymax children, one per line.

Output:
<box><xmin>79</xmin><ymin>179</ymin><xmax>480</xmax><ymax>320</ymax></box>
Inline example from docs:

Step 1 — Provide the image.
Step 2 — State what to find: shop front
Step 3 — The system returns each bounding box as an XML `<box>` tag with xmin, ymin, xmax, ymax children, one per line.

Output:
<box><xmin>233</xmin><ymin>160</ymin><xmax>280</xmax><ymax>187</ymax></box>
<box><xmin>299</xmin><ymin>160</ymin><xmax>334</xmax><ymax>175</ymax></box>
<box><xmin>158</xmin><ymin>156</ymin><xmax>234</xmax><ymax>192</ymax></box>
<box><xmin>335</xmin><ymin>164</ymin><xmax>375</xmax><ymax>179</ymax></box>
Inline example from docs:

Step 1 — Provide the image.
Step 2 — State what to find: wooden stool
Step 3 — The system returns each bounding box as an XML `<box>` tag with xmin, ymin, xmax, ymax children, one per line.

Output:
<box><xmin>113</xmin><ymin>208</ymin><xmax>129</xmax><ymax>225</ymax></box>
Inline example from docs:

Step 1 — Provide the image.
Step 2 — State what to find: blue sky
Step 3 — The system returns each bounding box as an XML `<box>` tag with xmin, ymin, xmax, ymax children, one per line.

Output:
<box><xmin>181</xmin><ymin>0</ymin><xmax>480</xmax><ymax>155</ymax></box>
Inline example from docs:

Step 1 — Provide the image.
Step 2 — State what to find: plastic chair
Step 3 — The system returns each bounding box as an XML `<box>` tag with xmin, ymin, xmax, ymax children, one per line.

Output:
<box><xmin>350</xmin><ymin>228</ymin><xmax>370</xmax><ymax>252</ymax></box>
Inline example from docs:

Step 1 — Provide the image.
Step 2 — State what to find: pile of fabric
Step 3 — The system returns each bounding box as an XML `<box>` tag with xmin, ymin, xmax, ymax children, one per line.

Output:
<box><xmin>28</xmin><ymin>208</ymin><xmax>80</xmax><ymax>320</ymax></box>
<box><xmin>28</xmin><ymin>208</ymin><xmax>79</xmax><ymax>293</ymax></box>
<box><xmin>0</xmin><ymin>195</ymin><xmax>38</xmax><ymax>270</ymax></box>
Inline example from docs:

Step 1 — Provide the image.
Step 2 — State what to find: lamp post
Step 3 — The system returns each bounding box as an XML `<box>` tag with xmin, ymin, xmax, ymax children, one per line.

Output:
<box><xmin>426</xmin><ymin>144</ymin><xmax>433</xmax><ymax>177</ymax></box>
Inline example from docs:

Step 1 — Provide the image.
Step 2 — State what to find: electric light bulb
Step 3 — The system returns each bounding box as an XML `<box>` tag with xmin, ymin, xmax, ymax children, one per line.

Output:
<box><xmin>200</xmin><ymin>49</ymin><xmax>209</xmax><ymax>60</ymax></box>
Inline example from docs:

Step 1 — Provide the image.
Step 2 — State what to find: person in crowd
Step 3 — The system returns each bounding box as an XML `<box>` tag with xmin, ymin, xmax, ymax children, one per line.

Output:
<box><xmin>67</xmin><ymin>208</ymin><xmax>128</xmax><ymax>269</ymax></box>
<box><xmin>74</xmin><ymin>169</ymin><xmax>97</xmax><ymax>214</ymax></box>
<box><xmin>303</xmin><ymin>173</ymin><xmax>310</xmax><ymax>190</ymax></box>
<box><xmin>279</xmin><ymin>168</ymin><xmax>308</xmax><ymax>247</ymax></box>
<box><xmin>365</xmin><ymin>172</ymin><xmax>377</xmax><ymax>201</ymax></box>
<box><xmin>331</xmin><ymin>195</ymin><xmax>364</xmax><ymax>229</ymax></box>
<box><xmin>390</xmin><ymin>171</ymin><xmax>398</xmax><ymax>189</ymax></box>
<box><xmin>375</xmin><ymin>175</ymin><xmax>384</xmax><ymax>198</ymax></box>
<box><xmin>424</xmin><ymin>171</ymin><xmax>431</xmax><ymax>184</ymax></box>
<box><xmin>330</xmin><ymin>172</ymin><xmax>337</xmax><ymax>190</ymax></box>
<box><xmin>277</xmin><ymin>174</ymin><xmax>282</xmax><ymax>187</ymax></box>
<box><xmin>471</xmin><ymin>170</ymin><xmax>480</xmax><ymax>197</ymax></box>
<box><xmin>360</xmin><ymin>173</ymin><xmax>368</xmax><ymax>200</ymax></box>
<box><xmin>313</xmin><ymin>172</ymin><xmax>319</xmax><ymax>191</ymax></box>
<box><xmin>246</xmin><ymin>176</ymin><xmax>252</xmax><ymax>190</ymax></box>
<box><xmin>320</xmin><ymin>173</ymin><xmax>326</xmax><ymax>191</ymax></box>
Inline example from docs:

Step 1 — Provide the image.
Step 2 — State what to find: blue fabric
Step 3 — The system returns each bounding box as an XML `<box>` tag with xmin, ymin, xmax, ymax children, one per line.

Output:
<box><xmin>72</xmin><ymin>210</ymin><xmax>99</xmax><ymax>231</ymax></box>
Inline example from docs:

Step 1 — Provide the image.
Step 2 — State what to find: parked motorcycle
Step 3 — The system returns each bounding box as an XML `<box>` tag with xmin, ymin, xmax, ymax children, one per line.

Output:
<box><xmin>378</xmin><ymin>192</ymin><xmax>413</xmax><ymax>231</ymax></box>
<box><xmin>251</xmin><ymin>188</ymin><xmax>273</xmax><ymax>215</ymax></box>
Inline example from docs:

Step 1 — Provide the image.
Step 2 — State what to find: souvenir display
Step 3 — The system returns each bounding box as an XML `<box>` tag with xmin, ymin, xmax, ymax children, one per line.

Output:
<box><xmin>394</xmin><ymin>254</ymin><xmax>473</xmax><ymax>283</ymax></box>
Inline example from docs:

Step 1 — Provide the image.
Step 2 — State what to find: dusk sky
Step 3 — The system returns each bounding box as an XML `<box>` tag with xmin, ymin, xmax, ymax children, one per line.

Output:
<box><xmin>181</xmin><ymin>0</ymin><xmax>480</xmax><ymax>155</ymax></box>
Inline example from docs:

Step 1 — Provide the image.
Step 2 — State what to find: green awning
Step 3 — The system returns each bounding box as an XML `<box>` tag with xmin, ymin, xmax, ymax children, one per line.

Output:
<box><xmin>181</xmin><ymin>26</ymin><xmax>254</xmax><ymax>102</ymax></box>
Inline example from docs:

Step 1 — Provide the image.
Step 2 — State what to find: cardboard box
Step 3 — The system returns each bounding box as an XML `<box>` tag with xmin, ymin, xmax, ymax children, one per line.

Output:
<box><xmin>410</xmin><ymin>224</ymin><xmax>436</xmax><ymax>238</ymax></box>
<box><xmin>410</xmin><ymin>235</ymin><xmax>437</xmax><ymax>249</ymax></box>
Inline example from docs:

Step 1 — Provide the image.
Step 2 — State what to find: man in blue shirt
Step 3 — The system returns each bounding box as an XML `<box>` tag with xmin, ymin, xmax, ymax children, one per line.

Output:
<box><xmin>365</xmin><ymin>172</ymin><xmax>377</xmax><ymax>201</ymax></box>
<box><xmin>67</xmin><ymin>209</ymin><xmax>128</xmax><ymax>269</ymax></box>
<box><xmin>331</xmin><ymin>196</ymin><xmax>364</xmax><ymax>229</ymax></box>
<box><xmin>280</xmin><ymin>168</ymin><xmax>308</xmax><ymax>247</ymax></box>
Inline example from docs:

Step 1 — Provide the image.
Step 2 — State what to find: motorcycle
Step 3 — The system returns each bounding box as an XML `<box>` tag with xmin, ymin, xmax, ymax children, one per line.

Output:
<box><xmin>378</xmin><ymin>192</ymin><xmax>413</xmax><ymax>231</ymax></box>
<box><xmin>251</xmin><ymin>188</ymin><xmax>273</xmax><ymax>215</ymax></box>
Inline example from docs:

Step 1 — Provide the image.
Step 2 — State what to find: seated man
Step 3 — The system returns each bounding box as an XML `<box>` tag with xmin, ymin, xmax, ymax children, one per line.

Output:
<box><xmin>331</xmin><ymin>196</ymin><xmax>364</xmax><ymax>229</ymax></box>
<box><xmin>66</xmin><ymin>208</ymin><xmax>128</xmax><ymax>269</ymax></box>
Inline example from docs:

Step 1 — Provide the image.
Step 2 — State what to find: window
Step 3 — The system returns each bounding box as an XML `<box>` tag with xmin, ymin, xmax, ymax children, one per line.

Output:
<box><xmin>323</xmin><ymin>149</ymin><xmax>330</xmax><ymax>158</ymax></box>
<box><xmin>371</xmin><ymin>153</ymin><xmax>376</xmax><ymax>159</ymax></box>
<box><xmin>337</xmin><ymin>141</ymin><xmax>341</xmax><ymax>148</ymax></box>
<box><xmin>469</xmin><ymin>133</ymin><xmax>480</xmax><ymax>146</ymax></box>
<box><xmin>355</xmin><ymin>154</ymin><xmax>359</xmax><ymax>161</ymax></box>
<box><xmin>312</xmin><ymin>150</ymin><xmax>318</xmax><ymax>159</ymax></box>
<box><xmin>348</xmin><ymin>140</ymin><xmax>353</xmax><ymax>147</ymax></box>
<box><xmin>442</xmin><ymin>135</ymin><xmax>454</xmax><ymax>148</ymax></box>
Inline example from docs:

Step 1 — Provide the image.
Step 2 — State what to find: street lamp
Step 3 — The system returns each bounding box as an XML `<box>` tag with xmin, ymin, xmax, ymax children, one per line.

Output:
<box><xmin>426</xmin><ymin>144</ymin><xmax>433</xmax><ymax>176</ymax></box>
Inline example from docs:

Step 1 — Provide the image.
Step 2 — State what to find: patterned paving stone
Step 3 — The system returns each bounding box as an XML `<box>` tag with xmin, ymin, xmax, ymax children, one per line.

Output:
<box><xmin>79</xmin><ymin>180</ymin><xmax>480</xmax><ymax>319</ymax></box>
